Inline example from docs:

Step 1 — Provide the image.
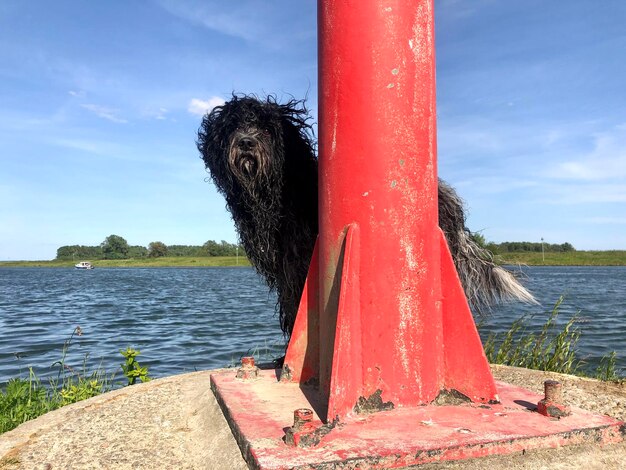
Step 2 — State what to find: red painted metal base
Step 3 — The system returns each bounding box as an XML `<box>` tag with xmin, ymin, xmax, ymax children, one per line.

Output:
<box><xmin>211</xmin><ymin>369</ymin><xmax>624</xmax><ymax>469</ymax></box>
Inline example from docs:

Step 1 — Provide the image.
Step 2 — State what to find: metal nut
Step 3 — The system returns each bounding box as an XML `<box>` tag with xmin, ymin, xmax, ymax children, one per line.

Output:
<box><xmin>236</xmin><ymin>356</ymin><xmax>259</xmax><ymax>380</ymax></box>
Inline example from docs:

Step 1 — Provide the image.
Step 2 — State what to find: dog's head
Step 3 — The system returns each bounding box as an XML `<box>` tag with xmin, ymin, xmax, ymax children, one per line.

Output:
<box><xmin>197</xmin><ymin>95</ymin><xmax>314</xmax><ymax>198</ymax></box>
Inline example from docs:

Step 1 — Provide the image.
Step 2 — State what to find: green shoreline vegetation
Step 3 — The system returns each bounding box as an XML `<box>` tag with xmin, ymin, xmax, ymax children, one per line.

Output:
<box><xmin>482</xmin><ymin>296</ymin><xmax>622</xmax><ymax>381</ymax></box>
<box><xmin>480</xmin><ymin>237</ymin><xmax>626</xmax><ymax>266</ymax></box>
<box><xmin>0</xmin><ymin>328</ymin><xmax>151</xmax><ymax>435</ymax></box>
<box><xmin>0</xmin><ymin>256</ymin><xmax>251</xmax><ymax>268</ymax></box>
<box><xmin>499</xmin><ymin>250</ymin><xmax>626</xmax><ymax>266</ymax></box>
<box><xmin>1</xmin><ymin>234</ymin><xmax>252</xmax><ymax>267</ymax></box>
<box><xmin>2</xmin><ymin>251</ymin><xmax>625</xmax><ymax>268</ymax></box>
<box><xmin>1</xmin><ymin>234</ymin><xmax>623</xmax><ymax>267</ymax></box>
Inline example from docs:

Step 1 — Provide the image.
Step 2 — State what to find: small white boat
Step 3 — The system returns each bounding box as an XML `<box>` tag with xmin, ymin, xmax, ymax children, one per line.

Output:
<box><xmin>75</xmin><ymin>261</ymin><xmax>94</xmax><ymax>270</ymax></box>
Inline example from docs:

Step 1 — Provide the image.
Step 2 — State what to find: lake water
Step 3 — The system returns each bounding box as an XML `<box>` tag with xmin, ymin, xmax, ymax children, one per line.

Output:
<box><xmin>0</xmin><ymin>266</ymin><xmax>624</xmax><ymax>385</ymax></box>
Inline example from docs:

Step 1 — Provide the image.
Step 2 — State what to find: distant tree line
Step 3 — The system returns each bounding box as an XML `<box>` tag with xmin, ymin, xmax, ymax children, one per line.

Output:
<box><xmin>58</xmin><ymin>234</ymin><xmax>575</xmax><ymax>261</ymax></box>
<box><xmin>487</xmin><ymin>241</ymin><xmax>575</xmax><ymax>254</ymax></box>
<box><xmin>468</xmin><ymin>234</ymin><xmax>576</xmax><ymax>254</ymax></box>
<box><xmin>56</xmin><ymin>235</ymin><xmax>244</xmax><ymax>260</ymax></box>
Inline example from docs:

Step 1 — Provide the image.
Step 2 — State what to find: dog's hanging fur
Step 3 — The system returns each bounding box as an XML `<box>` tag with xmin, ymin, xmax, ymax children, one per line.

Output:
<box><xmin>197</xmin><ymin>96</ymin><xmax>318</xmax><ymax>335</ymax></box>
<box><xmin>438</xmin><ymin>180</ymin><xmax>537</xmax><ymax>310</ymax></box>
<box><xmin>197</xmin><ymin>95</ymin><xmax>535</xmax><ymax>337</ymax></box>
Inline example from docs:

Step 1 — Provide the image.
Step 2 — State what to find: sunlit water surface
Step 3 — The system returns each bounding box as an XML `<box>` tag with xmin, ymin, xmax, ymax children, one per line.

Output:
<box><xmin>0</xmin><ymin>266</ymin><xmax>624</xmax><ymax>384</ymax></box>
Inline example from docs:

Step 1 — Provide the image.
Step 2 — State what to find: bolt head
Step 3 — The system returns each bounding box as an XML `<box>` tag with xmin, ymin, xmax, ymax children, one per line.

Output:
<box><xmin>241</xmin><ymin>356</ymin><xmax>255</xmax><ymax>367</ymax></box>
<box><xmin>537</xmin><ymin>399</ymin><xmax>571</xmax><ymax>418</ymax></box>
<box><xmin>294</xmin><ymin>408</ymin><xmax>314</xmax><ymax>425</ymax></box>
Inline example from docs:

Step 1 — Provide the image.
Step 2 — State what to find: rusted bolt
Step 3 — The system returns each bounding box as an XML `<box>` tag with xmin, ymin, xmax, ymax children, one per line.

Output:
<box><xmin>543</xmin><ymin>380</ymin><xmax>562</xmax><ymax>402</ymax></box>
<box><xmin>284</xmin><ymin>408</ymin><xmax>317</xmax><ymax>447</ymax></box>
<box><xmin>241</xmin><ymin>356</ymin><xmax>255</xmax><ymax>368</ymax></box>
<box><xmin>279</xmin><ymin>363</ymin><xmax>293</xmax><ymax>382</ymax></box>
<box><xmin>293</xmin><ymin>408</ymin><xmax>314</xmax><ymax>429</ymax></box>
<box><xmin>236</xmin><ymin>356</ymin><xmax>259</xmax><ymax>380</ymax></box>
<box><xmin>537</xmin><ymin>380</ymin><xmax>570</xmax><ymax>418</ymax></box>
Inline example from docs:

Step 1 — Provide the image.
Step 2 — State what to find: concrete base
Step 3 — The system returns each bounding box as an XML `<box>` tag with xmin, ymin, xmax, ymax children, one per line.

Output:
<box><xmin>211</xmin><ymin>370</ymin><xmax>623</xmax><ymax>469</ymax></box>
<box><xmin>0</xmin><ymin>370</ymin><xmax>248</xmax><ymax>470</ymax></box>
<box><xmin>1</xmin><ymin>366</ymin><xmax>625</xmax><ymax>469</ymax></box>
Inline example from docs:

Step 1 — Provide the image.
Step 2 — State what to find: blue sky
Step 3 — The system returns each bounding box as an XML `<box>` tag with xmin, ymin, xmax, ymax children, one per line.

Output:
<box><xmin>1</xmin><ymin>0</ymin><xmax>624</xmax><ymax>260</ymax></box>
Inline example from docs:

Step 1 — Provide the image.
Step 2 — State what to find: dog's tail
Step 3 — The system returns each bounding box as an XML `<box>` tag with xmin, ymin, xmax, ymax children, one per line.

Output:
<box><xmin>438</xmin><ymin>180</ymin><xmax>538</xmax><ymax>311</ymax></box>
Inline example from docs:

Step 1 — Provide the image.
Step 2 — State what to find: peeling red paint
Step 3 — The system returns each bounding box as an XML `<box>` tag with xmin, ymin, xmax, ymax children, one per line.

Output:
<box><xmin>211</xmin><ymin>370</ymin><xmax>624</xmax><ymax>469</ymax></box>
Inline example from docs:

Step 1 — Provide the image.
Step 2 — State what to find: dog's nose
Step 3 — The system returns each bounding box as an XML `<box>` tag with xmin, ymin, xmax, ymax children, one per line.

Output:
<box><xmin>238</xmin><ymin>137</ymin><xmax>255</xmax><ymax>151</ymax></box>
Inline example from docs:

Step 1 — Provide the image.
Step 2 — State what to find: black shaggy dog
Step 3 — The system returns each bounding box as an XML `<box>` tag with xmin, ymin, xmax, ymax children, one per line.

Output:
<box><xmin>197</xmin><ymin>95</ymin><xmax>318</xmax><ymax>335</ymax></box>
<box><xmin>197</xmin><ymin>95</ymin><xmax>535</xmax><ymax>337</ymax></box>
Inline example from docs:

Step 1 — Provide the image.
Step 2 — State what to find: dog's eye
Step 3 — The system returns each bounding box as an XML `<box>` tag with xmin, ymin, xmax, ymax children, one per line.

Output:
<box><xmin>262</xmin><ymin>129</ymin><xmax>271</xmax><ymax>137</ymax></box>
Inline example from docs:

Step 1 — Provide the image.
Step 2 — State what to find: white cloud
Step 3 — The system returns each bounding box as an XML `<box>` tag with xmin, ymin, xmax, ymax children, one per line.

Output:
<box><xmin>188</xmin><ymin>97</ymin><xmax>225</xmax><ymax>116</ymax></box>
<box><xmin>454</xmin><ymin>177</ymin><xmax>539</xmax><ymax>195</ymax></box>
<box><xmin>540</xmin><ymin>182</ymin><xmax>626</xmax><ymax>205</ymax></box>
<box><xmin>547</xmin><ymin>124</ymin><xmax>626</xmax><ymax>181</ymax></box>
<box><xmin>158</xmin><ymin>0</ymin><xmax>260</xmax><ymax>43</ymax></box>
<box><xmin>156</xmin><ymin>0</ymin><xmax>315</xmax><ymax>49</ymax></box>
<box><xmin>50</xmin><ymin>138</ymin><xmax>131</xmax><ymax>158</ymax></box>
<box><xmin>437</xmin><ymin>0</ymin><xmax>497</xmax><ymax>22</ymax></box>
<box><xmin>80</xmin><ymin>104</ymin><xmax>128</xmax><ymax>123</ymax></box>
<box><xmin>155</xmin><ymin>108</ymin><xmax>168</xmax><ymax>120</ymax></box>
<box><xmin>141</xmin><ymin>107</ymin><xmax>169</xmax><ymax>120</ymax></box>
<box><xmin>52</xmin><ymin>138</ymin><xmax>106</xmax><ymax>154</ymax></box>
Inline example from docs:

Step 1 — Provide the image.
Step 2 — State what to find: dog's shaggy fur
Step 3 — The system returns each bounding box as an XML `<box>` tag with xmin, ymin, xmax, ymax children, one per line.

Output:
<box><xmin>197</xmin><ymin>96</ymin><xmax>318</xmax><ymax>335</ymax></box>
<box><xmin>437</xmin><ymin>180</ymin><xmax>536</xmax><ymax>311</ymax></box>
<box><xmin>197</xmin><ymin>95</ymin><xmax>535</xmax><ymax>336</ymax></box>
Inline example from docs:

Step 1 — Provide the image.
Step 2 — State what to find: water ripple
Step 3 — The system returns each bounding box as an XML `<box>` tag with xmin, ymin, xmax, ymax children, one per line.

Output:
<box><xmin>1</xmin><ymin>266</ymin><xmax>624</xmax><ymax>384</ymax></box>
<box><xmin>0</xmin><ymin>267</ymin><xmax>283</xmax><ymax>383</ymax></box>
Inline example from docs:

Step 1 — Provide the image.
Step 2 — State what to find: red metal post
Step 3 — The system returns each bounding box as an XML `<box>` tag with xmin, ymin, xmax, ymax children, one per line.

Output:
<box><xmin>318</xmin><ymin>0</ymin><xmax>444</xmax><ymax>413</ymax></box>
<box><xmin>285</xmin><ymin>0</ymin><xmax>497</xmax><ymax>422</ymax></box>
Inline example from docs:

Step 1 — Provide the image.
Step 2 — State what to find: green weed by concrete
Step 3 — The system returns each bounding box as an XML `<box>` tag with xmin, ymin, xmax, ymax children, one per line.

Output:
<box><xmin>0</xmin><ymin>328</ymin><xmax>149</xmax><ymax>435</ymax></box>
<box><xmin>483</xmin><ymin>296</ymin><xmax>623</xmax><ymax>380</ymax></box>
